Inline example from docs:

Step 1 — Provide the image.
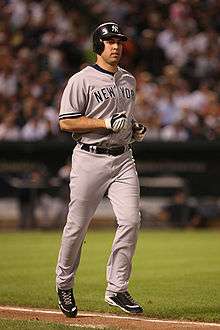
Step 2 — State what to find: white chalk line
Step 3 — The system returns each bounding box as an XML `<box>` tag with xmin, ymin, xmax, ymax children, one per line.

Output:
<box><xmin>69</xmin><ymin>325</ymin><xmax>106</xmax><ymax>329</ymax></box>
<box><xmin>0</xmin><ymin>305</ymin><xmax>220</xmax><ymax>328</ymax></box>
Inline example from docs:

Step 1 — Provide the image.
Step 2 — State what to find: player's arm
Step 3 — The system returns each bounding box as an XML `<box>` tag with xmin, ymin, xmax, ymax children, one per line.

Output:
<box><xmin>59</xmin><ymin>116</ymin><xmax>106</xmax><ymax>132</ymax></box>
<box><xmin>59</xmin><ymin>113</ymin><xmax>128</xmax><ymax>133</ymax></box>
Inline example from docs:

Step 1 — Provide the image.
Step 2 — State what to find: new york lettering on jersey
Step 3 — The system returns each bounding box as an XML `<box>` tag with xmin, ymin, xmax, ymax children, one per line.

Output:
<box><xmin>93</xmin><ymin>86</ymin><xmax>116</xmax><ymax>102</ymax></box>
<box><xmin>93</xmin><ymin>86</ymin><xmax>135</xmax><ymax>103</ymax></box>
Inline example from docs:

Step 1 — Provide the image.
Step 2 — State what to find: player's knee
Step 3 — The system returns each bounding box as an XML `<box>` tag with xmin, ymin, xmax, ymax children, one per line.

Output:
<box><xmin>117</xmin><ymin>210</ymin><xmax>141</xmax><ymax>227</ymax></box>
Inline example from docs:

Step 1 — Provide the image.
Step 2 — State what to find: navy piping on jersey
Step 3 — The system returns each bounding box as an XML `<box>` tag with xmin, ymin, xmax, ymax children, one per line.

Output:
<box><xmin>59</xmin><ymin>113</ymin><xmax>82</xmax><ymax>120</ymax></box>
<box><xmin>90</xmin><ymin>64</ymin><xmax>115</xmax><ymax>76</ymax></box>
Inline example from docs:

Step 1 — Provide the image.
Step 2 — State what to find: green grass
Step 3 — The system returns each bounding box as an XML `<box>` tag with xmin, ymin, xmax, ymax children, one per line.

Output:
<box><xmin>0</xmin><ymin>318</ymin><xmax>110</xmax><ymax>330</ymax></box>
<box><xmin>0</xmin><ymin>230</ymin><xmax>219</xmax><ymax>323</ymax></box>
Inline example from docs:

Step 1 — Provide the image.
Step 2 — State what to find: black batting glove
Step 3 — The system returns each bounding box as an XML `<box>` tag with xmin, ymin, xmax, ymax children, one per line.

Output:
<box><xmin>132</xmin><ymin>122</ymin><xmax>147</xmax><ymax>142</ymax></box>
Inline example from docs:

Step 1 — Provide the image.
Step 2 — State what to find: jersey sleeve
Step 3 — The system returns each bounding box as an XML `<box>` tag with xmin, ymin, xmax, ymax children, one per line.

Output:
<box><xmin>59</xmin><ymin>75</ymin><xmax>87</xmax><ymax>120</ymax></box>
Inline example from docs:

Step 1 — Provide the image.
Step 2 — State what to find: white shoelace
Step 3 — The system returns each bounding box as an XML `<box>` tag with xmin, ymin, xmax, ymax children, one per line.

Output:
<box><xmin>124</xmin><ymin>292</ymin><xmax>137</xmax><ymax>304</ymax></box>
<box><xmin>62</xmin><ymin>291</ymin><xmax>73</xmax><ymax>305</ymax></box>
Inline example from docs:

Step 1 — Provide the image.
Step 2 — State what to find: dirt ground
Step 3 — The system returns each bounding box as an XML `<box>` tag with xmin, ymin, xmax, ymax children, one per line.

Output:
<box><xmin>0</xmin><ymin>306</ymin><xmax>220</xmax><ymax>330</ymax></box>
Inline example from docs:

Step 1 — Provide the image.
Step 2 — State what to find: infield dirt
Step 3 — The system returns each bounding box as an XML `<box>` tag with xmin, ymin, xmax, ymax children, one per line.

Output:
<box><xmin>0</xmin><ymin>306</ymin><xmax>220</xmax><ymax>330</ymax></box>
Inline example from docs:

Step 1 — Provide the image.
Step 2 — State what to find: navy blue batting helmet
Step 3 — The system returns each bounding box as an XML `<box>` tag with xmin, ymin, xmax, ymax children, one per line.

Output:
<box><xmin>93</xmin><ymin>22</ymin><xmax>127</xmax><ymax>55</ymax></box>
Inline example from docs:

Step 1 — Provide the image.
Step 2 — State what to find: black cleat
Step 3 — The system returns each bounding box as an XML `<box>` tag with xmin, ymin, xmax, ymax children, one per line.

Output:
<box><xmin>57</xmin><ymin>288</ymin><xmax>77</xmax><ymax>318</ymax></box>
<box><xmin>105</xmin><ymin>291</ymin><xmax>143</xmax><ymax>314</ymax></box>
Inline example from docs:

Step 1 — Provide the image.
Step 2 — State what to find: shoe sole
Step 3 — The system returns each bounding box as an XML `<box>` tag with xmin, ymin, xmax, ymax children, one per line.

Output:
<box><xmin>59</xmin><ymin>303</ymin><xmax>78</xmax><ymax>318</ymax></box>
<box><xmin>105</xmin><ymin>297</ymin><xmax>143</xmax><ymax>314</ymax></box>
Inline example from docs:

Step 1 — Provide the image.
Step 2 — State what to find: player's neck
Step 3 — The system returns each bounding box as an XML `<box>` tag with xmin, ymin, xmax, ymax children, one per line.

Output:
<box><xmin>96</xmin><ymin>58</ymin><xmax>118</xmax><ymax>74</ymax></box>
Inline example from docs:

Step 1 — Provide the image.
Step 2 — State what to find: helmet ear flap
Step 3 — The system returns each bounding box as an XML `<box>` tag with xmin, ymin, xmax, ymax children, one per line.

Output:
<box><xmin>93</xmin><ymin>36</ymin><xmax>105</xmax><ymax>55</ymax></box>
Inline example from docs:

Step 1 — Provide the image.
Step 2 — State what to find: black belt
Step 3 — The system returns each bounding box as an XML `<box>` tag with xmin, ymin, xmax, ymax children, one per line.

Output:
<box><xmin>80</xmin><ymin>143</ymin><xmax>131</xmax><ymax>156</ymax></box>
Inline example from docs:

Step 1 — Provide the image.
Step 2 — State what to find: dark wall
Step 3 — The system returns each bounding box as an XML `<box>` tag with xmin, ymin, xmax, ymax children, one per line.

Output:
<box><xmin>0</xmin><ymin>140</ymin><xmax>219</xmax><ymax>197</ymax></box>
<box><xmin>133</xmin><ymin>141</ymin><xmax>220</xmax><ymax>197</ymax></box>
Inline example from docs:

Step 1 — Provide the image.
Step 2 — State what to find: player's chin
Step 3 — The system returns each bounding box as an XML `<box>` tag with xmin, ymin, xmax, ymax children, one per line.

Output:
<box><xmin>109</xmin><ymin>56</ymin><xmax>121</xmax><ymax>64</ymax></box>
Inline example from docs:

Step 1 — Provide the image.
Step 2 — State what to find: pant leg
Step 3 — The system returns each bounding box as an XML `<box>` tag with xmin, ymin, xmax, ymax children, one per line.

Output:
<box><xmin>106</xmin><ymin>152</ymin><xmax>141</xmax><ymax>294</ymax></box>
<box><xmin>56</xmin><ymin>198</ymin><xmax>101</xmax><ymax>290</ymax></box>
<box><xmin>56</xmin><ymin>147</ymin><xmax>111</xmax><ymax>290</ymax></box>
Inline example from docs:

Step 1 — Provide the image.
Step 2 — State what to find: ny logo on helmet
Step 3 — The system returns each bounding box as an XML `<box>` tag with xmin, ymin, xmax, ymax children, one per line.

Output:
<box><xmin>112</xmin><ymin>25</ymin><xmax>119</xmax><ymax>32</ymax></box>
<box><xmin>102</xmin><ymin>27</ymin><xmax>108</xmax><ymax>35</ymax></box>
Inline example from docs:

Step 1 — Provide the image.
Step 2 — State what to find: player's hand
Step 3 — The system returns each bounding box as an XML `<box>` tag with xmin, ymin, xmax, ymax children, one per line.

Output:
<box><xmin>105</xmin><ymin>112</ymin><xmax>128</xmax><ymax>132</ymax></box>
<box><xmin>132</xmin><ymin>122</ymin><xmax>147</xmax><ymax>142</ymax></box>
<box><xmin>72</xmin><ymin>132</ymin><xmax>82</xmax><ymax>141</ymax></box>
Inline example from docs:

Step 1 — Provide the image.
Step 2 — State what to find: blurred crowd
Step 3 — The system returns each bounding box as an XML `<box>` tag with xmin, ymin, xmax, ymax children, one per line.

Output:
<box><xmin>0</xmin><ymin>0</ymin><xmax>220</xmax><ymax>142</ymax></box>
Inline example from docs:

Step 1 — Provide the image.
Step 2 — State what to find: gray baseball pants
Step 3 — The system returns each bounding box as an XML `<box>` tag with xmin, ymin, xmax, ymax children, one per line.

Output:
<box><xmin>56</xmin><ymin>144</ymin><xmax>141</xmax><ymax>294</ymax></box>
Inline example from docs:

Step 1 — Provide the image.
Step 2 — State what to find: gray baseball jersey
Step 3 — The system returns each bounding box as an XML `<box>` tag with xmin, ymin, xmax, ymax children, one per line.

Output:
<box><xmin>56</xmin><ymin>64</ymin><xmax>141</xmax><ymax>296</ymax></box>
<box><xmin>58</xmin><ymin>64</ymin><xmax>136</xmax><ymax>146</ymax></box>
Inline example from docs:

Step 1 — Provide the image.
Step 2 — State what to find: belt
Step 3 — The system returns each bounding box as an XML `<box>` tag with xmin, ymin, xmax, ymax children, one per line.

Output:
<box><xmin>80</xmin><ymin>143</ymin><xmax>131</xmax><ymax>156</ymax></box>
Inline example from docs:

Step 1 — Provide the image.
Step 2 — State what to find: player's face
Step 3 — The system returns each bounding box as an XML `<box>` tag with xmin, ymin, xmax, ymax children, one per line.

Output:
<box><xmin>101</xmin><ymin>38</ymin><xmax>124</xmax><ymax>65</ymax></box>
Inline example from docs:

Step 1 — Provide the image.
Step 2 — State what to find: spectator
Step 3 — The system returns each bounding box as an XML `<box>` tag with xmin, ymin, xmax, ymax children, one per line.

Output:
<box><xmin>160</xmin><ymin>119</ymin><xmax>189</xmax><ymax>141</ymax></box>
<box><xmin>158</xmin><ymin>189</ymin><xmax>202</xmax><ymax>229</ymax></box>
<box><xmin>136</xmin><ymin>29</ymin><xmax>167</xmax><ymax>76</ymax></box>
<box><xmin>156</xmin><ymin>87</ymin><xmax>181</xmax><ymax>126</ymax></box>
<box><xmin>0</xmin><ymin>113</ymin><xmax>20</xmax><ymax>141</ymax></box>
<box><xmin>21</xmin><ymin>113</ymin><xmax>53</xmax><ymax>141</ymax></box>
<box><xmin>10</xmin><ymin>169</ymin><xmax>48</xmax><ymax>229</ymax></box>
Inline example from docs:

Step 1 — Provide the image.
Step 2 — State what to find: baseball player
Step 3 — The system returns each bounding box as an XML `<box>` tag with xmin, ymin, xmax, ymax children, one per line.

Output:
<box><xmin>56</xmin><ymin>22</ymin><xmax>147</xmax><ymax>317</ymax></box>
